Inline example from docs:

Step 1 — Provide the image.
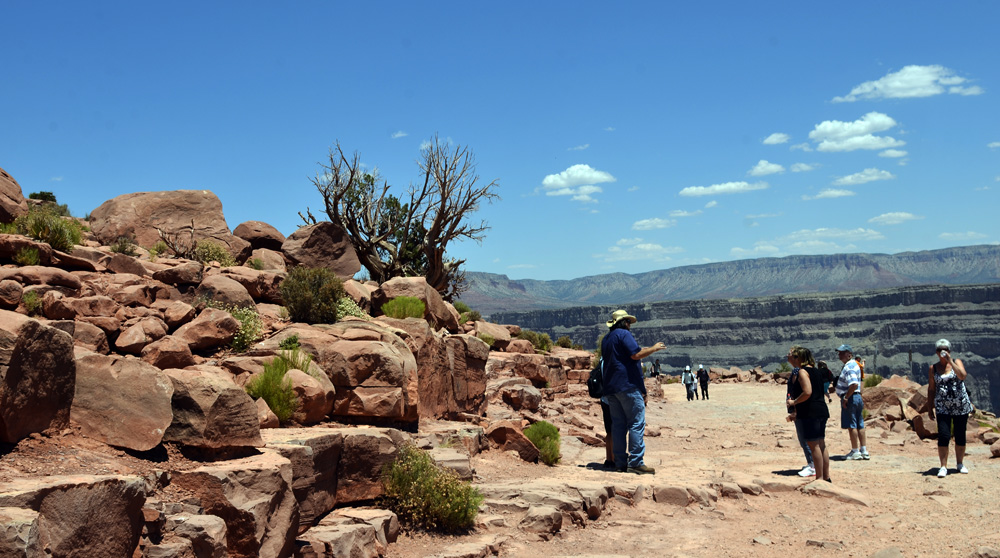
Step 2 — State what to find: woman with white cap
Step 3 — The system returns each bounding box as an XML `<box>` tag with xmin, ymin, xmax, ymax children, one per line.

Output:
<box><xmin>927</xmin><ymin>338</ymin><xmax>974</xmax><ymax>477</ymax></box>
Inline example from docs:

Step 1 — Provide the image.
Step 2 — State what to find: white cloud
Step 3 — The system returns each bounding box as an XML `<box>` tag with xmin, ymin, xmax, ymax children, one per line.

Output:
<box><xmin>832</xmin><ymin>65</ymin><xmax>985</xmax><ymax>102</ymax></box>
<box><xmin>832</xmin><ymin>168</ymin><xmax>895</xmax><ymax>186</ymax></box>
<box><xmin>868</xmin><ymin>212</ymin><xmax>924</xmax><ymax>225</ymax></box>
<box><xmin>540</xmin><ymin>164</ymin><xmax>615</xmax><ymax>203</ymax></box>
<box><xmin>802</xmin><ymin>189</ymin><xmax>856</xmax><ymax>200</ymax></box>
<box><xmin>763</xmin><ymin>133</ymin><xmax>790</xmax><ymax>145</ymax></box>
<box><xmin>679</xmin><ymin>181</ymin><xmax>768</xmax><ymax>197</ymax></box>
<box><xmin>988</xmin><ymin>141</ymin><xmax>1000</xmax><ymax>149</ymax></box>
<box><xmin>790</xmin><ymin>143</ymin><xmax>813</xmax><ymax>152</ymax></box>
<box><xmin>50</xmin><ymin>176</ymin><xmax>64</xmax><ymax>182</ymax></box>
<box><xmin>746</xmin><ymin>212</ymin><xmax>781</xmax><ymax>219</ymax></box>
<box><xmin>731</xmin><ymin>243</ymin><xmax>780</xmax><ymax>257</ymax></box>
<box><xmin>597</xmin><ymin>239</ymin><xmax>683</xmax><ymax>263</ymax></box>
<box><xmin>809</xmin><ymin>112</ymin><xmax>905</xmax><ymax>152</ymax></box>
<box><xmin>419</xmin><ymin>140</ymin><xmax>432</xmax><ymax>150</ymax></box>
<box><xmin>879</xmin><ymin>149</ymin><xmax>908</xmax><ymax>158</ymax></box>
<box><xmin>704</xmin><ymin>201</ymin><xmax>718</xmax><ymax>208</ymax></box>
<box><xmin>627</xmin><ymin>186</ymin><xmax>640</xmax><ymax>192</ymax></box>
<box><xmin>632</xmin><ymin>218</ymin><xmax>677</xmax><ymax>230</ymax></box>
<box><xmin>617</xmin><ymin>238</ymin><xmax>643</xmax><ymax>246</ymax></box>
<box><xmin>391</xmin><ymin>131</ymin><xmax>408</xmax><ymax>139</ymax></box>
<box><xmin>605</xmin><ymin>127</ymin><xmax>616</xmax><ymax>132</ymax></box>
<box><xmin>939</xmin><ymin>231</ymin><xmax>987</xmax><ymax>241</ymax></box>
<box><xmin>748</xmin><ymin>160</ymin><xmax>785</xmax><ymax>176</ymax></box>
<box><xmin>790</xmin><ymin>163</ymin><xmax>816</xmax><ymax>173</ymax></box>
<box><xmin>568</xmin><ymin>144</ymin><xmax>590</xmax><ymax>151</ymax></box>
<box><xmin>669</xmin><ymin>209</ymin><xmax>703</xmax><ymax>217</ymax></box>
<box><xmin>732</xmin><ymin>228</ymin><xmax>884</xmax><ymax>258</ymax></box>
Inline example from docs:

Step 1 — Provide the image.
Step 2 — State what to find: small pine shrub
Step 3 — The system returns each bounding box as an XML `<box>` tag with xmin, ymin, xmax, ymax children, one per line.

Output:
<box><xmin>381</xmin><ymin>296</ymin><xmax>425</xmax><ymax>319</ymax></box>
<box><xmin>147</xmin><ymin>240</ymin><xmax>169</xmax><ymax>261</ymax></box>
<box><xmin>13</xmin><ymin>207</ymin><xmax>83</xmax><ymax>252</ymax></box>
<box><xmin>110</xmin><ymin>236</ymin><xmax>138</xmax><ymax>256</ymax></box>
<box><xmin>518</xmin><ymin>330</ymin><xmax>552</xmax><ymax>353</ymax></box>
<box><xmin>247</xmin><ymin>257</ymin><xmax>265</xmax><ymax>270</ymax></box>
<box><xmin>337</xmin><ymin>297</ymin><xmax>370</xmax><ymax>320</ymax></box>
<box><xmin>278</xmin><ymin>334</ymin><xmax>300</xmax><ymax>351</ymax></box>
<box><xmin>13</xmin><ymin>247</ymin><xmax>40</xmax><ymax>266</ymax></box>
<box><xmin>477</xmin><ymin>333</ymin><xmax>495</xmax><ymax>347</ymax></box>
<box><xmin>21</xmin><ymin>290</ymin><xmax>42</xmax><ymax>315</ymax></box>
<box><xmin>863</xmin><ymin>374</ymin><xmax>884</xmax><ymax>388</ymax></box>
<box><xmin>523</xmin><ymin>420</ymin><xmax>561</xmax><ymax>466</ymax></box>
<box><xmin>459</xmin><ymin>310</ymin><xmax>481</xmax><ymax>323</ymax></box>
<box><xmin>555</xmin><ymin>335</ymin><xmax>573</xmax><ymax>349</ymax></box>
<box><xmin>0</xmin><ymin>222</ymin><xmax>18</xmax><ymax>234</ymax></box>
<box><xmin>280</xmin><ymin>266</ymin><xmax>345</xmax><ymax>324</ymax></box>
<box><xmin>453</xmin><ymin>301</ymin><xmax>471</xmax><ymax>314</ymax></box>
<box><xmin>192</xmin><ymin>240</ymin><xmax>236</xmax><ymax>267</ymax></box>
<box><xmin>245</xmin><ymin>352</ymin><xmax>303</xmax><ymax>423</ymax></box>
<box><xmin>380</xmin><ymin>444</ymin><xmax>483</xmax><ymax>532</ymax></box>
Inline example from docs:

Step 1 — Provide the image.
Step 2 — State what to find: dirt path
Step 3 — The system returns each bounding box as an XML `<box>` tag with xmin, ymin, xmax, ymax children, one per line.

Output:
<box><xmin>392</xmin><ymin>382</ymin><xmax>1000</xmax><ymax>558</ymax></box>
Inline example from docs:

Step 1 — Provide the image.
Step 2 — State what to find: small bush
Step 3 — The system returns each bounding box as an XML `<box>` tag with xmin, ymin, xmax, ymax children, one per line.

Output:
<box><xmin>13</xmin><ymin>247</ymin><xmax>40</xmax><ymax>266</ymax></box>
<box><xmin>13</xmin><ymin>207</ymin><xmax>83</xmax><ymax>252</ymax></box>
<box><xmin>192</xmin><ymin>240</ymin><xmax>236</xmax><ymax>267</ymax></box>
<box><xmin>0</xmin><ymin>222</ymin><xmax>17</xmax><ymax>234</ymax></box>
<box><xmin>337</xmin><ymin>297</ymin><xmax>370</xmax><ymax>320</ymax></box>
<box><xmin>775</xmin><ymin>362</ymin><xmax>792</xmax><ymax>374</ymax></box>
<box><xmin>863</xmin><ymin>374</ymin><xmax>884</xmax><ymax>388</ymax></box>
<box><xmin>518</xmin><ymin>330</ymin><xmax>552</xmax><ymax>353</ymax></box>
<box><xmin>380</xmin><ymin>444</ymin><xmax>483</xmax><ymax>532</ymax></box>
<box><xmin>459</xmin><ymin>310</ymin><xmax>481</xmax><ymax>323</ymax></box>
<box><xmin>147</xmin><ymin>240</ymin><xmax>169</xmax><ymax>261</ymax></box>
<box><xmin>247</xmin><ymin>257</ymin><xmax>265</xmax><ymax>270</ymax></box>
<box><xmin>280</xmin><ymin>266</ymin><xmax>345</xmax><ymax>324</ymax></box>
<box><xmin>202</xmin><ymin>300</ymin><xmax>263</xmax><ymax>352</ymax></box>
<box><xmin>477</xmin><ymin>333</ymin><xmax>495</xmax><ymax>347</ymax></box>
<box><xmin>21</xmin><ymin>290</ymin><xmax>42</xmax><ymax>315</ymax></box>
<box><xmin>453</xmin><ymin>301</ymin><xmax>471</xmax><ymax>314</ymax></box>
<box><xmin>664</xmin><ymin>376</ymin><xmax>680</xmax><ymax>384</ymax></box>
<box><xmin>110</xmin><ymin>236</ymin><xmax>138</xmax><ymax>256</ymax></box>
<box><xmin>245</xmin><ymin>351</ymin><xmax>305</xmax><ymax>423</ymax></box>
<box><xmin>523</xmin><ymin>420</ymin><xmax>561</xmax><ymax>466</ymax></box>
<box><xmin>381</xmin><ymin>296</ymin><xmax>426</xmax><ymax>319</ymax></box>
<box><xmin>278</xmin><ymin>334</ymin><xmax>300</xmax><ymax>351</ymax></box>
<box><xmin>555</xmin><ymin>335</ymin><xmax>573</xmax><ymax>349</ymax></box>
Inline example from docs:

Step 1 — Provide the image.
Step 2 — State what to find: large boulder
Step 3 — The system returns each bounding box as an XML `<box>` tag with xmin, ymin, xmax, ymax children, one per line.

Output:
<box><xmin>0</xmin><ymin>319</ymin><xmax>76</xmax><ymax>443</ymax></box>
<box><xmin>72</xmin><ymin>351</ymin><xmax>174</xmax><ymax>451</ymax></box>
<box><xmin>162</xmin><ymin>368</ymin><xmax>263</xmax><ymax>451</ymax></box>
<box><xmin>173</xmin><ymin>308</ymin><xmax>240</xmax><ymax>351</ymax></box>
<box><xmin>193</xmin><ymin>274</ymin><xmax>255</xmax><ymax>308</ymax></box>
<box><xmin>88</xmin><ymin>190</ymin><xmax>250</xmax><ymax>261</ymax></box>
<box><xmin>261</xmin><ymin>428</ymin><xmax>344</xmax><ymax>534</ymax></box>
<box><xmin>141</xmin><ymin>335</ymin><xmax>196</xmax><ymax>369</ymax></box>
<box><xmin>372</xmin><ymin>276</ymin><xmax>460</xmax><ymax>333</ymax></box>
<box><xmin>0</xmin><ymin>167</ymin><xmax>29</xmax><ymax>223</ymax></box>
<box><xmin>0</xmin><ymin>235</ymin><xmax>53</xmax><ymax>266</ymax></box>
<box><xmin>220</xmin><ymin>266</ymin><xmax>283</xmax><ymax>304</ymax></box>
<box><xmin>0</xmin><ymin>506</ymin><xmax>43</xmax><ymax>557</ymax></box>
<box><xmin>234</xmin><ymin>220</ymin><xmax>285</xmax><ymax>251</ymax></box>
<box><xmin>281</xmin><ymin>221</ymin><xmax>360</xmax><ymax>279</ymax></box>
<box><xmin>0</xmin><ymin>266</ymin><xmax>81</xmax><ymax>291</ymax></box>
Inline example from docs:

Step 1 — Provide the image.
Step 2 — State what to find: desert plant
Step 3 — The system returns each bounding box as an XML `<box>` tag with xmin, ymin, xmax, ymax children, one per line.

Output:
<box><xmin>453</xmin><ymin>301</ymin><xmax>471</xmax><ymax>314</ymax></box>
<box><xmin>228</xmin><ymin>305</ymin><xmax>264</xmax><ymax>352</ymax></box>
<box><xmin>13</xmin><ymin>247</ymin><xmax>40</xmax><ymax>266</ymax></box>
<box><xmin>863</xmin><ymin>374</ymin><xmax>884</xmax><ymax>388</ymax></box>
<box><xmin>459</xmin><ymin>310</ymin><xmax>481</xmax><ymax>323</ymax></box>
<box><xmin>380</xmin><ymin>444</ymin><xmax>483</xmax><ymax>532</ymax></box>
<box><xmin>0</xmin><ymin>222</ymin><xmax>18</xmax><ymax>234</ymax></box>
<box><xmin>523</xmin><ymin>420</ymin><xmax>561</xmax><ymax>466</ymax></box>
<box><xmin>518</xmin><ymin>329</ymin><xmax>552</xmax><ymax>353</ymax></box>
<box><xmin>477</xmin><ymin>333</ymin><xmax>495</xmax><ymax>347</ymax></box>
<box><xmin>555</xmin><ymin>335</ymin><xmax>573</xmax><ymax>349</ymax></box>
<box><xmin>247</xmin><ymin>257</ymin><xmax>265</xmax><ymax>270</ymax></box>
<box><xmin>337</xmin><ymin>297</ymin><xmax>370</xmax><ymax>320</ymax></box>
<box><xmin>279</xmin><ymin>334</ymin><xmax>300</xmax><ymax>351</ymax></box>
<box><xmin>28</xmin><ymin>191</ymin><xmax>71</xmax><ymax>216</ymax></box>
<box><xmin>280</xmin><ymin>266</ymin><xmax>345</xmax><ymax>324</ymax></box>
<box><xmin>13</xmin><ymin>207</ymin><xmax>83</xmax><ymax>252</ymax></box>
<box><xmin>192</xmin><ymin>240</ymin><xmax>236</xmax><ymax>267</ymax></box>
<box><xmin>110</xmin><ymin>236</ymin><xmax>138</xmax><ymax>256</ymax></box>
<box><xmin>245</xmin><ymin>355</ymin><xmax>300</xmax><ymax>423</ymax></box>
<box><xmin>775</xmin><ymin>362</ymin><xmax>792</xmax><ymax>374</ymax></box>
<box><xmin>147</xmin><ymin>240</ymin><xmax>169</xmax><ymax>261</ymax></box>
<box><xmin>21</xmin><ymin>290</ymin><xmax>42</xmax><ymax>315</ymax></box>
<box><xmin>381</xmin><ymin>296</ymin><xmax>426</xmax><ymax>319</ymax></box>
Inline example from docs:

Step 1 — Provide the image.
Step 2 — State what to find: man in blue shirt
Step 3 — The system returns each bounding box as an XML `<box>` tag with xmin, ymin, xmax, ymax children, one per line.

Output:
<box><xmin>835</xmin><ymin>343</ymin><xmax>869</xmax><ymax>460</ymax></box>
<box><xmin>601</xmin><ymin>309</ymin><xmax>666</xmax><ymax>474</ymax></box>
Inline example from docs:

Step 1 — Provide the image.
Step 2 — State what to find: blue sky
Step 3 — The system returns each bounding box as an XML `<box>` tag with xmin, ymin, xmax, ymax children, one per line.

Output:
<box><xmin>2</xmin><ymin>2</ymin><xmax>998</xmax><ymax>281</ymax></box>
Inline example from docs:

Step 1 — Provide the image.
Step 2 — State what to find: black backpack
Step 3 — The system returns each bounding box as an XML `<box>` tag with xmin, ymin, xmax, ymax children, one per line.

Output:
<box><xmin>587</xmin><ymin>358</ymin><xmax>604</xmax><ymax>399</ymax></box>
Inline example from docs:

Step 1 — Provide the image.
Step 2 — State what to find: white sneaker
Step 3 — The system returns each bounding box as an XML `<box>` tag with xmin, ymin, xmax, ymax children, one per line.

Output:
<box><xmin>798</xmin><ymin>466</ymin><xmax>816</xmax><ymax>477</ymax></box>
<box><xmin>860</xmin><ymin>450</ymin><xmax>870</xmax><ymax>460</ymax></box>
<box><xmin>958</xmin><ymin>463</ymin><xmax>969</xmax><ymax>474</ymax></box>
<box><xmin>937</xmin><ymin>466</ymin><xmax>948</xmax><ymax>478</ymax></box>
<box><xmin>846</xmin><ymin>450</ymin><xmax>864</xmax><ymax>460</ymax></box>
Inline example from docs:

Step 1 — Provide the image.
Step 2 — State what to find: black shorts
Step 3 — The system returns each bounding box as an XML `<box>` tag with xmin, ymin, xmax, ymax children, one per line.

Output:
<box><xmin>797</xmin><ymin>417</ymin><xmax>827</xmax><ymax>442</ymax></box>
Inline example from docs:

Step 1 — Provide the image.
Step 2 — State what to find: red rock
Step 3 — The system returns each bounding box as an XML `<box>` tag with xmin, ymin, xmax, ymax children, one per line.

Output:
<box><xmin>173</xmin><ymin>308</ymin><xmax>240</xmax><ymax>351</ymax></box>
<box><xmin>193</xmin><ymin>274</ymin><xmax>254</xmax><ymax>308</ymax></box>
<box><xmin>505</xmin><ymin>339</ymin><xmax>535</xmax><ymax>354</ymax></box>
<box><xmin>0</xmin><ymin>265</ymin><xmax>81</xmax><ymax>290</ymax></box>
<box><xmin>0</xmin><ymin>279</ymin><xmax>22</xmax><ymax>309</ymax></box>
<box><xmin>0</xmin><ymin>167</ymin><xmax>29</xmax><ymax>222</ymax></box>
<box><xmin>486</xmin><ymin>420</ymin><xmax>540</xmax><ymax>463</ymax></box>
<box><xmin>220</xmin><ymin>266</ymin><xmax>283</xmax><ymax>303</ymax></box>
<box><xmin>247</xmin><ymin>247</ymin><xmax>286</xmax><ymax>272</ymax></box>
<box><xmin>473</xmin><ymin>320</ymin><xmax>511</xmax><ymax>349</ymax></box>
<box><xmin>47</xmin><ymin>319</ymin><xmax>109</xmax><ymax>354</ymax></box>
<box><xmin>287</xmin><ymin>369</ymin><xmax>335</xmax><ymax>425</ymax></box>
<box><xmin>261</xmin><ymin>428</ymin><xmax>345</xmax><ymax>532</ymax></box>
<box><xmin>912</xmin><ymin>412</ymin><xmax>938</xmax><ymax>439</ymax></box>
<box><xmin>256</xmin><ymin>397</ymin><xmax>280</xmax><ymax>429</ymax></box>
<box><xmin>104</xmin><ymin>253</ymin><xmax>148</xmax><ymax>276</ymax></box>
<box><xmin>115</xmin><ymin>316</ymin><xmax>168</xmax><ymax>354</ymax></box>
<box><xmin>0</xmin><ymin>234</ymin><xmax>54</xmax><ymax>265</ymax></box>
<box><xmin>109</xmin><ymin>284</ymin><xmax>153</xmax><ymax>307</ymax></box>
<box><xmin>152</xmin><ymin>299</ymin><xmax>197</xmax><ymax>329</ymax></box>
<box><xmin>342</xmin><ymin>279</ymin><xmax>373</xmax><ymax>312</ymax></box>
<box><xmin>153</xmin><ymin>260</ymin><xmax>205</xmax><ymax>286</ymax></box>
<box><xmin>372</xmin><ymin>276</ymin><xmax>460</xmax><ymax>333</ymax></box>
<box><xmin>42</xmin><ymin>292</ymin><xmax>120</xmax><ymax>320</ymax></box>
<box><xmin>141</xmin><ymin>335</ymin><xmax>196</xmax><ymax>369</ymax></box>
<box><xmin>162</xmin><ymin>367</ymin><xmax>263</xmax><ymax>451</ymax></box>
<box><xmin>234</xmin><ymin>220</ymin><xmax>285</xmax><ymax>251</ymax></box>
<box><xmin>281</xmin><ymin>221</ymin><xmax>361</xmax><ymax>279</ymax></box>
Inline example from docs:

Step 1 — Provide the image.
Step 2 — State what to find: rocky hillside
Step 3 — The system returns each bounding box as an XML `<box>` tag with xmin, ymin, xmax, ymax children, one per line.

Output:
<box><xmin>463</xmin><ymin>245</ymin><xmax>1000</xmax><ymax>315</ymax></box>
<box><xmin>493</xmin><ymin>283</ymin><xmax>1000</xmax><ymax>413</ymax></box>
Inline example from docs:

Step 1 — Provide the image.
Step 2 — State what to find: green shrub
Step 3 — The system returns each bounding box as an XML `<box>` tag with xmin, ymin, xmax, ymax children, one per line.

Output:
<box><xmin>459</xmin><ymin>310</ymin><xmax>481</xmax><ymax>323</ymax></box>
<box><xmin>863</xmin><ymin>374</ymin><xmax>884</xmax><ymax>388</ymax></box>
<box><xmin>518</xmin><ymin>329</ymin><xmax>552</xmax><ymax>353</ymax></box>
<box><xmin>192</xmin><ymin>240</ymin><xmax>236</xmax><ymax>267</ymax></box>
<box><xmin>21</xmin><ymin>290</ymin><xmax>42</xmax><ymax>315</ymax></box>
<box><xmin>380</xmin><ymin>444</ymin><xmax>483</xmax><ymax>532</ymax></box>
<box><xmin>477</xmin><ymin>333</ymin><xmax>495</xmax><ymax>347</ymax></box>
<box><xmin>555</xmin><ymin>335</ymin><xmax>573</xmax><ymax>349</ymax></box>
<box><xmin>147</xmin><ymin>240</ymin><xmax>169</xmax><ymax>261</ymax></box>
<box><xmin>13</xmin><ymin>247</ymin><xmax>40</xmax><ymax>266</ymax></box>
<box><xmin>0</xmin><ymin>222</ymin><xmax>19</xmax><ymax>234</ymax></box>
<box><xmin>453</xmin><ymin>301</ymin><xmax>471</xmax><ymax>314</ymax></box>
<box><xmin>775</xmin><ymin>362</ymin><xmax>792</xmax><ymax>374</ymax></box>
<box><xmin>337</xmin><ymin>297</ymin><xmax>370</xmax><ymax>320</ymax></box>
<box><xmin>381</xmin><ymin>296</ymin><xmax>426</xmax><ymax>319</ymax></box>
<box><xmin>13</xmin><ymin>207</ymin><xmax>83</xmax><ymax>252</ymax></box>
<box><xmin>280</xmin><ymin>266</ymin><xmax>345</xmax><ymax>324</ymax></box>
<box><xmin>523</xmin><ymin>420</ymin><xmax>561</xmax><ymax>466</ymax></box>
<box><xmin>278</xmin><ymin>334</ymin><xmax>300</xmax><ymax>351</ymax></box>
<box><xmin>28</xmin><ymin>191</ymin><xmax>70</xmax><ymax>216</ymax></box>
<box><xmin>228</xmin><ymin>306</ymin><xmax>264</xmax><ymax>352</ymax></box>
<box><xmin>245</xmin><ymin>356</ymin><xmax>299</xmax><ymax>423</ymax></box>
<box><xmin>664</xmin><ymin>376</ymin><xmax>680</xmax><ymax>384</ymax></box>
<box><xmin>247</xmin><ymin>257</ymin><xmax>265</xmax><ymax>270</ymax></box>
<box><xmin>110</xmin><ymin>236</ymin><xmax>138</xmax><ymax>256</ymax></box>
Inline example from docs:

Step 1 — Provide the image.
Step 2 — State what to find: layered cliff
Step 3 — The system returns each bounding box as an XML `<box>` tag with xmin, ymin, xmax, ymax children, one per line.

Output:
<box><xmin>492</xmin><ymin>283</ymin><xmax>1000</xmax><ymax>413</ymax></box>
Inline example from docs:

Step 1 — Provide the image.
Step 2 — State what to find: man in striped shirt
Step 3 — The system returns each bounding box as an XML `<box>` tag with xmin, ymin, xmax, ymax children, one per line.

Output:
<box><xmin>835</xmin><ymin>344</ymin><xmax>869</xmax><ymax>460</ymax></box>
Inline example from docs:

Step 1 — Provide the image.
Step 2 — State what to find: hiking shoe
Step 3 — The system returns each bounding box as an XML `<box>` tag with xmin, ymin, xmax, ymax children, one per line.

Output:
<box><xmin>627</xmin><ymin>464</ymin><xmax>656</xmax><ymax>475</ymax></box>
<box><xmin>602</xmin><ymin>460</ymin><xmax>617</xmax><ymax>470</ymax></box>
<box><xmin>860</xmin><ymin>450</ymin><xmax>870</xmax><ymax>460</ymax></box>
<box><xmin>797</xmin><ymin>466</ymin><xmax>816</xmax><ymax>477</ymax></box>
<box><xmin>846</xmin><ymin>450</ymin><xmax>864</xmax><ymax>460</ymax></box>
<box><xmin>937</xmin><ymin>466</ymin><xmax>948</xmax><ymax>478</ymax></box>
<box><xmin>958</xmin><ymin>463</ymin><xmax>969</xmax><ymax>474</ymax></box>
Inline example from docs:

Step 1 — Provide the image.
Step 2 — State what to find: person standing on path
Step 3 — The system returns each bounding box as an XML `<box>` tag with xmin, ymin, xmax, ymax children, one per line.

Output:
<box><xmin>697</xmin><ymin>365</ymin><xmax>710</xmax><ymax>400</ymax></box>
<box><xmin>785</xmin><ymin>346</ymin><xmax>833</xmax><ymax>482</ymax></box>
<box><xmin>682</xmin><ymin>365</ymin><xmax>696</xmax><ymax>401</ymax></box>
<box><xmin>927</xmin><ymin>338</ymin><xmax>974</xmax><ymax>478</ymax></box>
<box><xmin>651</xmin><ymin>359</ymin><xmax>661</xmax><ymax>378</ymax></box>
<box><xmin>835</xmin><ymin>344</ymin><xmax>869</xmax><ymax>460</ymax></box>
<box><xmin>601</xmin><ymin>309</ymin><xmax>666</xmax><ymax>475</ymax></box>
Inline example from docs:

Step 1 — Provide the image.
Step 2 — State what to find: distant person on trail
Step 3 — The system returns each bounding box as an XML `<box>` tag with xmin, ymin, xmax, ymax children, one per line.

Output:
<box><xmin>652</xmin><ymin>359</ymin><xmax>661</xmax><ymax>377</ymax></box>
<box><xmin>785</xmin><ymin>345</ymin><xmax>833</xmax><ymax>482</ymax></box>
<box><xmin>601</xmin><ymin>309</ymin><xmax>666</xmax><ymax>475</ymax></box>
<box><xmin>835</xmin><ymin>344</ymin><xmax>869</xmax><ymax>461</ymax></box>
<box><xmin>927</xmin><ymin>338</ymin><xmax>974</xmax><ymax>478</ymax></box>
<box><xmin>682</xmin><ymin>365</ymin><xmax>696</xmax><ymax>401</ymax></box>
<box><xmin>697</xmin><ymin>365</ymin><xmax>710</xmax><ymax>400</ymax></box>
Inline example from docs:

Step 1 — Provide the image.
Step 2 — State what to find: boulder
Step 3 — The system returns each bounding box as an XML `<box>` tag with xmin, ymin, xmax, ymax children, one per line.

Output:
<box><xmin>114</xmin><ymin>316</ymin><xmax>168</xmax><ymax>354</ymax></box>
<box><xmin>880</xmin><ymin>374</ymin><xmax>921</xmax><ymax>390</ymax></box>
<box><xmin>105</xmin><ymin>253</ymin><xmax>148</xmax><ymax>276</ymax></box>
<box><xmin>165</xmin><ymin>514</ymin><xmax>228</xmax><ymax>558</ymax></box>
<box><xmin>295</xmin><ymin>522</ymin><xmax>377</xmax><ymax>558</ymax></box>
<box><xmin>0</xmin><ymin>167</ymin><xmax>29</xmax><ymax>223</ymax></box>
<box><xmin>153</xmin><ymin>261</ymin><xmax>205</xmax><ymax>286</ymax></box>
<box><xmin>257</xmin><ymin>398</ymin><xmax>280</xmax><ymax>429</ymax></box>
<box><xmin>141</xmin><ymin>335</ymin><xmax>196</xmax><ymax>369</ymax></box>
<box><xmin>234</xmin><ymin>220</ymin><xmax>285</xmax><ymax>251</ymax></box>
<box><xmin>193</xmin><ymin>274</ymin><xmax>255</xmax><ymax>308</ymax></box>
<box><xmin>501</xmin><ymin>384</ymin><xmax>543</xmax><ymax>411</ymax></box>
<box><xmin>88</xmin><ymin>190</ymin><xmax>250</xmax><ymax>261</ymax></box>
<box><xmin>0</xmin><ymin>320</ymin><xmax>76</xmax><ymax>442</ymax></box>
<box><xmin>0</xmin><ymin>266</ymin><xmax>81</xmax><ymax>290</ymax></box>
<box><xmin>261</xmin><ymin>428</ymin><xmax>344</xmax><ymax>533</ymax></box>
<box><xmin>173</xmin><ymin>308</ymin><xmax>240</xmax><ymax>351</ymax></box>
<box><xmin>0</xmin><ymin>235</ymin><xmax>54</xmax><ymax>266</ymax></box>
<box><xmin>0</xmin><ymin>506</ymin><xmax>42</xmax><ymax>557</ymax></box>
<box><xmin>519</xmin><ymin>505</ymin><xmax>562</xmax><ymax>533</ymax></box>
<box><xmin>335</xmin><ymin>428</ymin><xmax>403</xmax><ymax>504</ymax></box>
<box><xmin>246</xmin><ymin>248</ymin><xmax>286</xmax><ymax>272</ymax></box>
<box><xmin>863</xmin><ymin>385</ymin><xmax>911</xmax><ymax>421</ymax></box>
<box><xmin>329</xmin><ymin>509</ymin><xmax>399</xmax><ymax>549</ymax></box>
<box><xmin>505</xmin><ymin>338</ymin><xmax>535</xmax><ymax>354</ymax></box>
<box><xmin>286</xmin><ymin>369</ymin><xmax>335</xmax><ymax>425</ymax></box>
<box><xmin>162</xmin><ymin>368</ymin><xmax>263</xmax><ymax>451</ymax></box>
<box><xmin>0</xmin><ymin>475</ymin><xmax>146</xmax><ymax>558</ymax></box>
<box><xmin>472</xmin><ymin>320</ymin><xmax>511</xmax><ymax>350</ymax></box>
<box><xmin>912</xmin><ymin>412</ymin><xmax>938</xmax><ymax>439</ymax></box>
<box><xmin>72</xmin><ymin>351</ymin><xmax>174</xmax><ymax>451</ymax></box>
<box><xmin>109</xmin><ymin>283</ymin><xmax>154</xmax><ymax>307</ymax></box>
<box><xmin>372</xmin><ymin>276</ymin><xmax>460</xmax><ymax>333</ymax></box>
<box><xmin>281</xmin><ymin>221</ymin><xmax>360</xmax><ymax>279</ymax></box>
<box><xmin>41</xmin><ymin>292</ymin><xmax>119</xmax><ymax>320</ymax></box>
<box><xmin>486</xmin><ymin>421</ymin><xmax>539</xmax><ymax>462</ymax></box>
<box><xmin>152</xmin><ymin>299</ymin><xmax>197</xmax><ymax>329</ymax></box>
<box><xmin>489</xmin><ymin>352</ymin><xmax>567</xmax><ymax>388</ymax></box>
<box><xmin>220</xmin><ymin>266</ymin><xmax>283</xmax><ymax>303</ymax></box>
<box><xmin>47</xmin><ymin>319</ymin><xmax>109</xmax><ymax>354</ymax></box>
<box><xmin>342</xmin><ymin>279</ymin><xmax>373</xmax><ymax>312</ymax></box>
<box><xmin>0</xmin><ymin>279</ymin><xmax>21</xmax><ymax>309</ymax></box>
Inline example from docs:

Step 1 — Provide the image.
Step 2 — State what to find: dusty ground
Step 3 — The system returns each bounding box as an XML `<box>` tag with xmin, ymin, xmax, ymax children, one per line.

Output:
<box><xmin>392</xmin><ymin>382</ymin><xmax>1000</xmax><ymax>558</ymax></box>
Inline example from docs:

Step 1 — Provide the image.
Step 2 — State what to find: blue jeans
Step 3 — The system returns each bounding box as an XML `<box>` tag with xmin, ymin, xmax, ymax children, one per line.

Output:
<box><xmin>840</xmin><ymin>392</ymin><xmax>865</xmax><ymax>429</ymax></box>
<box><xmin>604</xmin><ymin>388</ymin><xmax>646</xmax><ymax>469</ymax></box>
<box><xmin>794</xmin><ymin>417</ymin><xmax>814</xmax><ymax>467</ymax></box>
